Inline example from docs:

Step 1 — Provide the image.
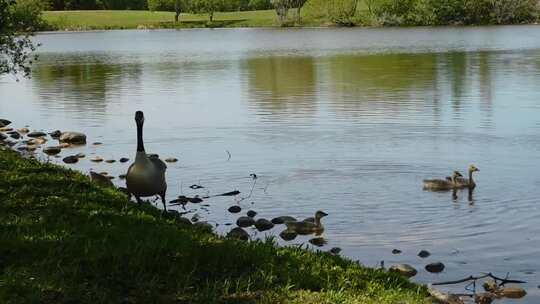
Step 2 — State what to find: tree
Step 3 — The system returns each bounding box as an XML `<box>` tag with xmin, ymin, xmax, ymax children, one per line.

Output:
<box><xmin>1</xmin><ymin>0</ymin><xmax>40</xmax><ymax>77</ymax></box>
<box><xmin>192</xmin><ymin>0</ymin><xmax>226</xmax><ymax>22</ymax></box>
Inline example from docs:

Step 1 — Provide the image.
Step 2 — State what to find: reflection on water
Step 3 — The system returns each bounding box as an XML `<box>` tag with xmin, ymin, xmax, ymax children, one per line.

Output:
<box><xmin>2</xmin><ymin>27</ymin><xmax>540</xmax><ymax>303</ymax></box>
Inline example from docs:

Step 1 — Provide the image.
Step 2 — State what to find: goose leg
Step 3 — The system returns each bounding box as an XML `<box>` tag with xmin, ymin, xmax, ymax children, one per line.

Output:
<box><xmin>159</xmin><ymin>192</ymin><xmax>167</xmax><ymax>212</ymax></box>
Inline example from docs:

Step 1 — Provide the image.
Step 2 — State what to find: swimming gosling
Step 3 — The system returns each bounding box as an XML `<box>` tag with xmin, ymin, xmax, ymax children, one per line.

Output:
<box><xmin>423</xmin><ymin>171</ymin><xmax>463</xmax><ymax>191</ymax></box>
<box><xmin>126</xmin><ymin>111</ymin><xmax>168</xmax><ymax>211</ymax></box>
<box><xmin>285</xmin><ymin>211</ymin><xmax>328</xmax><ymax>235</ymax></box>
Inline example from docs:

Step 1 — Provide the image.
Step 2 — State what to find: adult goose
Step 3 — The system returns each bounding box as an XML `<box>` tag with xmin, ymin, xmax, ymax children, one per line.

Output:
<box><xmin>451</xmin><ymin>165</ymin><xmax>479</xmax><ymax>189</ymax></box>
<box><xmin>126</xmin><ymin>111</ymin><xmax>168</xmax><ymax>211</ymax></box>
<box><xmin>423</xmin><ymin>171</ymin><xmax>463</xmax><ymax>191</ymax></box>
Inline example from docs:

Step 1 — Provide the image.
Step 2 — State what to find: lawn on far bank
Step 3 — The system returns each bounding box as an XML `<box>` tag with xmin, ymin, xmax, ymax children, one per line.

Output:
<box><xmin>43</xmin><ymin>10</ymin><xmax>284</xmax><ymax>30</ymax></box>
<box><xmin>0</xmin><ymin>148</ymin><xmax>428</xmax><ymax>303</ymax></box>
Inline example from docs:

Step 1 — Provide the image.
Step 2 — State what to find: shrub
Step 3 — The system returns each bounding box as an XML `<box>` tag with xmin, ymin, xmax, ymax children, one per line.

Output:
<box><xmin>10</xmin><ymin>0</ymin><xmax>47</xmax><ymax>31</ymax></box>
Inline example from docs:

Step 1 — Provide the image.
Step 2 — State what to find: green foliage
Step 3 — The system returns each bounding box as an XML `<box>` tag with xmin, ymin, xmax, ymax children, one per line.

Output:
<box><xmin>147</xmin><ymin>0</ymin><xmax>185</xmax><ymax>11</ymax></box>
<box><xmin>0</xmin><ymin>148</ymin><xmax>428</xmax><ymax>303</ymax></box>
<box><xmin>327</xmin><ymin>0</ymin><xmax>359</xmax><ymax>26</ymax></box>
<box><xmin>191</xmin><ymin>0</ymin><xmax>228</xmax><ymax>21</ymax></box>
<box><xmin>248</xmin><ymin>0</ymin><xmax>271</xmax><ymax>10</ymax></box>
<box><xmin>0</xmin><ymin>0</ymin><xmax>39</xmax><ymax>77</ymax></box>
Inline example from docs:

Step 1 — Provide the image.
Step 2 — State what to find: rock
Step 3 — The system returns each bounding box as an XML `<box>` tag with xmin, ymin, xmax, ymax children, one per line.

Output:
<box><xmin>118</xmin><ymin>174</ymin><xmax>127</xmax><ymax>180</ymax></box>
<box><xmin>90</xmin><ymin>157</ymin><xmax>103</xmax><ymax>163</ymax></box>
<box><xmin>90</xmin><ymin>171</ymin><xmax>114</xmax><ymax>187</ymax></box>
<box><xmin>0</xmin><ymin>127</ymin><xmax>13</xmax><ymax>132</ymax></box>
<box><xmin>0</xmin><ymin>119</ymin><xmax>11</xmax><ymax>127</ymax></box>
<box><xmin>474</xmin><ymin>293</ymin><xmax>494</xmax><ymax>304</ymax></box>
<box><xmin>329</xmin><ymin>247</ymin><xmax>342</xmax><ymax>255</ymax></box>
<box><xmin>165</xmin><ymin>157</ymin><xmax>178</xmax><ymax>163</ymax></box>
<box><xmin>254</xmin><ymin>219</ymin><xmax>274</xmax><ymax>231</ymax></box>
<box><xmin>59</xmin><ymin>132</ymin><xmax>86</xmax><ymax>144</ymax></box>
<box><xmin>119</xmin><ymin>157</ymin><xmax>129</xmax><ymax>163</ymax></box>
<box><xmin>10</xmin><ymin>132</ymin><xmax>20</xmax><ymax>139</ymax></box>
<box><xmin>271</xmin><ymin>216</ymin><xmax>297</xmax><ymax>225</ymax></box>
<box><xmin>498</xmin><ymin>287</ymin><xmax>526</xmax><ymax>299</ymax></box>
<box><xmin>228</xmin><ymin>206</ymin><xmax>242</xmax><ymax>213</ymax></box>
<box><xmin>43</xmin><ymin>147</ymin><xmax>62</xmax><ymax>157</ymax></box>
<box><xmin>389</xmin><ymin>264</ymin><xmax>417</xmax><ymax>278</ymax></box>
<box><xmin>425</xmin><ymin>262</ymin><xmax>445</xmax><ymax>273</ymax></box>
<box><xmin>26</xmin><ymin>145</ymin><xmax>37</xmax><ymax>152</ymax></box>
<box><xmin>75</xmin><ymin>153</ymin><xmax>85</xmax><ymax>158</ymax></box>
<box><xmin>63</xmin><ymin>155</ymin><xmax>79</xmax><ymax>164</ymax></box>
<box><xmin>49</xmin><ymin>130</ymin><xmax>62</xmax><ymax>139</ymax></box>
<box><xmin>93</xmin><ymin>142</ymin><xmax>102</xmax><ymax>145</ymax></box>
<box><xmin>0</xmin><ymin>133</ymin><xmax>7</xmax><ymax>141</ymax></box>
<box><xmin>236</xmin><ymin>216</ymin><xmax>255</xmax><ymax>228</ymax></box>
<box><xmin>31</xmin><ymin>138</ymin><xmax>47</xmax><ymax>145</ymax></box>
<box><xmin>227</xmin><ymin>227</ymin><xmax>249</xmax><ymax>241</ymax></box>
<box><xmin>17</xmin><ymin>128</ymin><xmax>29</xmax><ymax>134</ymax></box>
<box><xmin>105</xmin><ymin>159</ymin><xmax>116</xmax><ymax>163</ymax></box>
<box><xmin>392</xmin><ymin>249</ymin><xmax>402</xmax><ymax>254</ymax></box>
<box><xmin>418</xmin><ymin>250</ymin><xmax>431</xmax><ymax>258</ymax></box>
<box><xmin>246</xmin><ymin>210</ymin><xmax>257</xmax><ymax>218</ymax></box>
<box><xmin>279</xmin><ymin>229</ymin><xmax>298</xmax><ymax>241</ymax></box>
<box><xmin>427</xmin><ymin>287</ymin><xmax>464</xmax><ymax>304</ymax></box>
<box><xmin>99</xmin><ymin>172</ymin><xmax>109</xmax><ymax>176</ymax></box>
<box><xmin>309</xmin><ymin>237</ymin><xmax>327</xmax><ymax>247</ymax></box>
<box><xmin>27</xmin><ymin>131</ymin><xmax>47</xmax><ymax>138</ymax></box>
<box><xmin>59</xmin><ymin>143</ymin><xmax>71</xmax><ymax>148</ymax></box>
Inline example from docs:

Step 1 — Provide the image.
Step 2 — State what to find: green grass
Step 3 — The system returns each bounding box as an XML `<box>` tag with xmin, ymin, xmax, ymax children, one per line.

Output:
<box><xmin>0</xmin><ymin>147</ymin><xmax>429</xmax><ymax>303</ymax></box>
<box><xmin>43</xmin><ymin>10</ymin><xmax>281</xmax><ymax>30</ymax></box>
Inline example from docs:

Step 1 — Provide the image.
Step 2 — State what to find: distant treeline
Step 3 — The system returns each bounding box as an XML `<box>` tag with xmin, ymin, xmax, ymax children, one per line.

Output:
<box><xmin>40</xmin><ymin>0</ymin><xmax>272</xmax><ymax>11</ymax></box>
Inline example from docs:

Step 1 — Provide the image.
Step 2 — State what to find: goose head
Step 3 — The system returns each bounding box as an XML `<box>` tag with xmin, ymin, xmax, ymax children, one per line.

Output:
<box><xmin>135</xmin><ymin>111</ymin><xmax>145</xmax><ymax>126</ymax></box>
<box><xmin>468</xmin><ymin>165</ymin><xmax>479</xmax><ymax>173</ymax></box>
<box><xmin>315</xmin><ymin>210</ymin><xmax>328</xmax><ymax>220</ymax></box>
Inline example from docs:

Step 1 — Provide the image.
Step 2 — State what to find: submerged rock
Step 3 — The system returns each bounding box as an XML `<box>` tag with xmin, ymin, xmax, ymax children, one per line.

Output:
<box><xmin>271</xmin><ymin>216</ymin><xmax>297</xmax><ymax>225</ymax></box>
<box><xmin>118</xmin><ymin>174</ymin><xmax>127</xmax><ymax>180</ymax></box>
<box><xmin>329</xmin><ymin>247</ymin><xmax>342</xmax><ymax>255</ymax></box>
<box><xmin>279</xmin><ymin>229</ymin><xmax>297</xmax><ymax>241</ymax></box>
<box><xmin>254</xmin><ymin>218</ymin><xmax>274</xmax><ymax>231</ymax></box>
<box><xmin>27</xmin><ymin>131</ymin><xmax>47</xmax><ymax>138</ymax></box>
<box><xmin>392</xmin><ymin>249</ymin><xmax>402</xmax><ymax>255</ymax></box>
<box><xmin>309</xmin><ymin>237</ymin><xmax>327</xmax><ymax>247</ymax></box>
<box><xmin>119</xmin><ymin>157</ymin><xmax>129</xmax><ymax>163</ymax></box>
<box><xmin>90</xmin><ymin>157</ymin><xmax>103</xmax><ymax>163</ymax></box>
<box><xmin>227</xmin><ymin>227</ymin><xmax>249</xmax><ymax>241</ymax></box>
<box><xmin>418</xmin><ymin>250</ymin><xmax>431</xmax><ymax>258</ymax></box>
<box><xmin>390</xmin><ymin>264</ymin><xmax>417</xmax><ymax>278</ymax></box>
<box><xmin>63</xmin><ymin>155</ymin><xmax>79</xmax><ymax>164</ymax></box>
<box><xmin>10</xmin><ymin>132</ymin><xmax>20</xmax><ymax>139</ymax></box>
<box><xmin>17</xmin><ymin>128</ymin><xmax>29</xmax><ymax>134</ymax></box>
<box><xmin>0</xmin><ymin>133</ymin><xmax>7</xmax><ymax>141</ymax></box>
<box><xmin>49</xmin><ymin>130</ymin><xmax>62</xmax><ymax>139</ymax></box>
<box><xmin>425</xmin><ymin>262</ymin><xmax>445</xmax><ymax>273</ymax></box>
<box><xmin>228</xmin><ymin>206</ymin><xmax>242</xmax><ymax>213</ymax></box>
<box><xmin>105</xmin><ymin>159</ymin><xmax>116</xmax><ymax>163</ymax></box>
<box><xmin>59</xmin><ymin>132</ymin><xmax>86</xmax><ymax>144</ymax></box>
<box><xmin>75</xmin><ymin>153</ymin><xmax>85</xmax><ymax>158</ymax></box>
<box><xmin>246</xmin><ymin>210</ymin><xmax>257</xmax><ymax>218</ymax></box>
<box><xmin>165</xmin><ymin>157</ymin><xmax>178</xmax><ymax>163</ymax></box>
<box><xmin>236</xmin><ymin>216</ymin><xmax>255</xmax><ymax>228</ymax></box>
<box><xmin>0</xmin><ymin>119</ymin><xmax>11</xmax><ymax>127</ymax></box>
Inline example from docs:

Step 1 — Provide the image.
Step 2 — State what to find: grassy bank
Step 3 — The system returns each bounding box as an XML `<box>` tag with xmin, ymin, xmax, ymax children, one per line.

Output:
<box><xmin>43</xmin><ymin>10</ymin><xmax>282</xmax><ymax>30</ymax></box>
<box><xmin>0</xmin><ymin>148</ymin><xmax>427</xmax><ymax>303</ymax></box>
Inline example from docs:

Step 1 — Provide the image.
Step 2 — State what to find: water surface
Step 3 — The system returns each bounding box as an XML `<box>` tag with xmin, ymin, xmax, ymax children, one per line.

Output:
<box><xmin>2</xmin><ymin>26</ymin><xmax>540</xmax><ymax>302</ymax></box>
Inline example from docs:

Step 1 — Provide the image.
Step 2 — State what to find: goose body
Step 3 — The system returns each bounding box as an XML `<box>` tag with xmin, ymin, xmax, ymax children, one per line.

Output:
<box><xmin>423</xmin><ymin>171</ymin><xmax>463</xmax><ymax>191</ymax></box>
<box><xmin>126</xmin><ymin>111</ymin><xmax>168</xmax><ymax>210</ymax></box>
<box><xmin>285</xmin><ymin>211</ymin><xmax>327</xmax><ymax>235</ymax></box>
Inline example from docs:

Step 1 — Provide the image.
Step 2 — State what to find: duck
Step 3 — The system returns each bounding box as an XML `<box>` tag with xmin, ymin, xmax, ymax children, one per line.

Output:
<box><xmin>126</xmin><ymin>111</ymin><xmax>168</xmax><ymax>211</ymax></box>
<box><xmin>285</xmin><ymin>210</ymin><xmax>328</xmax><ymax>235</ymax></box>
<box><xmin>453</xmin><ymin>165</ymin><xmax>479</xmax><ymax>189</ymax></box>
<box><xmin>423</xmin><ymin>171</ymin><xmax>463</xmax><ymax>191</ymax></box>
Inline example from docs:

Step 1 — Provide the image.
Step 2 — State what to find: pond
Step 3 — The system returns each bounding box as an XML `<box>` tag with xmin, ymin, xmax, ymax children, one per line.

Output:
<box><xmin>2</xmin><ymin>26</ymin><xmax>540</xmax><ymax>301</ymax></box>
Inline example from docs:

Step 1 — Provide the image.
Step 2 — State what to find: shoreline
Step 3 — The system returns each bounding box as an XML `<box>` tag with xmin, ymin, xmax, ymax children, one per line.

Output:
<box><xmin>0</xmin><ymin>135</ymin><xmax>428</xmax><ymax>303</ymax></box>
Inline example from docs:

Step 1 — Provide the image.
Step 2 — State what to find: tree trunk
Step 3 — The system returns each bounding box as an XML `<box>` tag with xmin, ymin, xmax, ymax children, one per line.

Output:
<box><xmin>209</xmin><ymin>11</ymin><xmax>214</xmax><ymax>22</ymax></box>
<box><xmin>174</xmin><ymin>0</ymin><xmax>180</xmax><ymax>22</ymax></box>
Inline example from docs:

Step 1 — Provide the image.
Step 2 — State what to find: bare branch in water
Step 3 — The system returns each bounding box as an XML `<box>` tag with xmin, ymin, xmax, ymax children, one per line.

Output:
<box><xmin>226</xmin><ymin>150</ymin><xmax>231</xmax><ymax>161</ymax></box>
<box><xmin>432</xmin><ymin>273</ymin><xmax>526</xmax><ymax>286</ymax></box>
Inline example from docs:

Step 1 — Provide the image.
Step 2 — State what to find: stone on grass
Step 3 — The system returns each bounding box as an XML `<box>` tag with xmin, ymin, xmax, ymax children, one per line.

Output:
<box><xmin>236</xmin><ymin>216</ymin><xmax>255</xmax><ymax>228</ymax></box>
<box><xmin>227</xmin><ymin>227</ymin><xmax>249</xmax><ymax>241</ymax></box>
<box><xmin>90</xmin><ymin>171</ymin><xmax>114</xmax><ymax>187</ymax></box>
